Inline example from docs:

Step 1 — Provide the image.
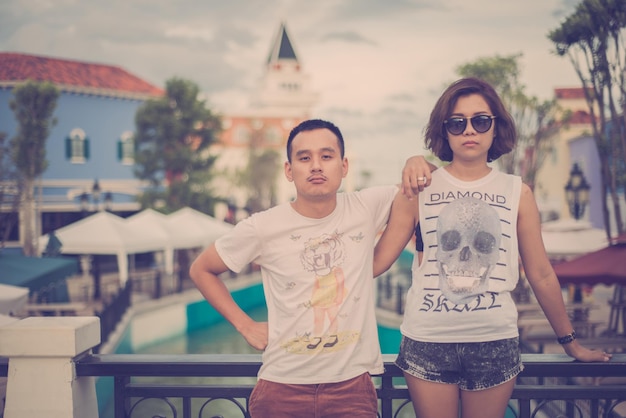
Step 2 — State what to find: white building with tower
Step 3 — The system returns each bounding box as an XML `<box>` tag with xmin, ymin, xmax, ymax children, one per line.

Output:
<box><xmin>212</xmin><ymin>22</ymin><xmax>319</xmax><ymax>220</ymax></box>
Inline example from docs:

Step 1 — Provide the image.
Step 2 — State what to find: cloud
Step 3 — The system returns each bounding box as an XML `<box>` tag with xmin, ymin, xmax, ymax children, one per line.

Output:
<box><xmin>320</xmin><ymin>31</ymin><xmax>378</xmax><ymax>46</ymax></box>
<box><xmin>164</xmin><ymin>27</ymin><xmax>216</xmax><ymax>43</ymax></box>
<box><xmin>329</xmin><ymin>0</ymin><xmax>442</xmax><ymax>20</ymax></box>
<box><xmin>0</xmin><ymin>0</ymin><xmax>582</xmax><ymax>186</ymax></box>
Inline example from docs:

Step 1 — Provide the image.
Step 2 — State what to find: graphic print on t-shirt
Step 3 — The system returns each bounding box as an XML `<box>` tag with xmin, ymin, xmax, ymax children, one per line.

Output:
<box><xmin>436</xmin><ymin>197</ymin><xmax>501</xmax><ymax>305</ymax></box>
<box><xmin>279</xmin><ymin>230</ymin><xmax>361</xmax><ymax>354</ymax></box>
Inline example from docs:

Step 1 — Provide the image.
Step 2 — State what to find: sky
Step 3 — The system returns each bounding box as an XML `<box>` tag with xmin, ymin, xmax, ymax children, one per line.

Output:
<box><xmin>0</xmin><ymin>0</ymin><xmax>582</xmax><ymax>186</ymax></box>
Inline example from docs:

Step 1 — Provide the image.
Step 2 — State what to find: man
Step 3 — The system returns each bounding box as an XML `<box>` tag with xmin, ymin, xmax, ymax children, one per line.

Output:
<box><xmin>189</xmin><ymin>119</ymin><xmax>430</xmax><ymax>417</ymax></box>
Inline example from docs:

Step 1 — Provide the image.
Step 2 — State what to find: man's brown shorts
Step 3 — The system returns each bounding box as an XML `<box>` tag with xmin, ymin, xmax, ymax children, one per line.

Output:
<box><xmin>248</xmin><ymin>372</ymin><xmax>378</xmax><ymax>417</ymax></box>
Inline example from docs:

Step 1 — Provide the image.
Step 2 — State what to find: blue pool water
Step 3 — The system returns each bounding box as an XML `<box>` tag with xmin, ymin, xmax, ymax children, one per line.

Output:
<box><xmin>136</xmin><ymin>304</ymin><xmax>268</xmax><ymax>355</ymax></box>
<box><xmin>136</xmin><ymin>305</ymin><xmax>402</xmax><ymax>355</ymax></box>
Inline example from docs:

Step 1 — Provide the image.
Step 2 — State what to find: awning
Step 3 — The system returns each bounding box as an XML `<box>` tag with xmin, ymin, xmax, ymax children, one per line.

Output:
<box><xmin>553</xmin><ymin>233</ymin><xmax>626</xmax><ymax>286</ymax></box>
<box><xmin>0</xmin><ymin>255</ymin><xmax>78</xmax><ymax>301</ymax></box>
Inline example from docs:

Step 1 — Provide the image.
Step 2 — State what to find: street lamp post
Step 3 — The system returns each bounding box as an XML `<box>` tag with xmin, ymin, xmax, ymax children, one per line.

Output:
<box><xmin>564</xmin><ymin>163</ymin><xmax>590</xmax><ymax>221</ymax></box>
<box><xmin>78</xmin><ymin>179</ymin><xmax>112</xmax><ymax>216</ymax></box>
<box><xmin>92</xmin><ymin>179</ymin><xmax>101</xmax><ymax>211</ymax></box>
<box><xmin>77</xmin><ymin>179</ymin><xmax>105</xmax><ymax>299</ymax></box>
<box><xmin>104</xmin><ymin>192</ymin><xmax>113</xmax><ymax>211</ymax></box>
<box><xmin>79</xmin><ymin>192</ymin><xmax>90</xmax><ymax>217</ymax></box>
<box><xmin>564</xmin><ymin>162</ymin><xmax>591</xmax><ymax>315</ymax></box>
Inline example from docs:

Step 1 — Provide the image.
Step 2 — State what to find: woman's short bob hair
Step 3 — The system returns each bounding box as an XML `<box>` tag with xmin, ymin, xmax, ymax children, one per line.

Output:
<box><xmin>424</xmin><ymin>77</ymin><xmax>516</xmax><ymax>162</ymax></box>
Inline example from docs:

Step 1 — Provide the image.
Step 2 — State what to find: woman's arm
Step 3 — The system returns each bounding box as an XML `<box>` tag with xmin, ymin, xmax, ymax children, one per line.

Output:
<box><xmin>517</xmin><ymin>183</ymin><xmax>610</xmax><ymax>362</ymax></box>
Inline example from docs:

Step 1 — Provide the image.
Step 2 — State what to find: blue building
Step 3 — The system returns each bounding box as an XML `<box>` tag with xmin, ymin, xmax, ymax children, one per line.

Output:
<box><xmin>0</xmin><ymin>52</ymin><xmax>163</xmax><ymax>245</ymax></box>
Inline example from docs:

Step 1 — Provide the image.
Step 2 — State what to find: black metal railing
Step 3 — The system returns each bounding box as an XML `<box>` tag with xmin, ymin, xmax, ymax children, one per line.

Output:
<box><xmin>376</xmin><ymin>270</ymin><xmax>410</xmax><ymax>315</ymax></box>
<box><xmin>95</xmin><ymin>280</ymin><xmax>132</xmax><ymax>353</ymax></box>
<box><xmin>71</xmin><ymin>353</ymin><xmax>626</xmax><ymax>418</ymax></box>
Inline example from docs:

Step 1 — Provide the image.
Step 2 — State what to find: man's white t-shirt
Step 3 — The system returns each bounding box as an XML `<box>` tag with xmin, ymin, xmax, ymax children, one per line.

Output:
<box><xmin>216</xmin><ymin>185</ymin><xmax>397</xmax><ymax>384</ymax></box>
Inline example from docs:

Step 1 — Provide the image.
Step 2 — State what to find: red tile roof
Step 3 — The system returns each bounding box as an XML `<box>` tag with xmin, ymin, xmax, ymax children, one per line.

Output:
<box><xmin>0</xmin><ymin>52</ymin><xmax>163</xmax><ymax>99</ymax></box>
<box><xmin>554</xmin><ymin>87</ymin><xmax>591</xmax><ymax>100</ymax></box>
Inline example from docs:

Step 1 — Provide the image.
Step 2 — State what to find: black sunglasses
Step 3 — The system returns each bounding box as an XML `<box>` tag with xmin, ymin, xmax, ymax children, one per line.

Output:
<box><xmin>444</xmin><ymin>115</ymin><xmax>496</xmax><ymax>135</ymax></box>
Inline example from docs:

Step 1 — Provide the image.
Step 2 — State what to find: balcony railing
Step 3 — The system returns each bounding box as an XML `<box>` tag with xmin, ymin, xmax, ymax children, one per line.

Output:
<box><xmin>1</xmin><ymin>344</ymin><xmax>625</xmax><ymax>417</ymax></box>
<box><xmin>71</xmin><ymin>353</ymin><xmax>626</xmax><ymax>418</ymax></box>
<box><xmin>1</xmin><ymin>311</ymin><xmax>625</xmax><ymax>418</ymax></box>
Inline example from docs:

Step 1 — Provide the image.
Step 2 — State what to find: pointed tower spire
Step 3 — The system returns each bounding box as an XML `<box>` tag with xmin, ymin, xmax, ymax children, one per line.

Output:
<box><xmin>250</xmin><ymin>22</ymin><xmax>318</xmax><ymax>116</ymax></box>
<box><xmin>267</xmin><ymin>22</ymin><xmax>298</xmax><ymax>64</ymax></box>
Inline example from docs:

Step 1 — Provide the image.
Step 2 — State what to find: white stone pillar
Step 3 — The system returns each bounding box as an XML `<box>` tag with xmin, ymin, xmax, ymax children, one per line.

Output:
<box><xmin>0</xmin><ymin>316</ymin><xmax>101</xmax><ymax>418</ymax></box>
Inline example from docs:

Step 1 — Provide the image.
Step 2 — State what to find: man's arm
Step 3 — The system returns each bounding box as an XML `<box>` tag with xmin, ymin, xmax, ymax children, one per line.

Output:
<box><xmin>373</xmin><ymin>190</ymin><xmax>418</xmax><ymax>277</ymax></box>
<box><xmin>189</xmin><ymin>244</ymin><xmax>268</xmax><ymax>350</ymax></box>
<box><xmin>402</xmin><ymin>156</ymin><xmax>438</xmax><ymax>197</ymax></box>
<box><xmin>372</xmin><ymin>154</ymin><xmax>432</xmax><ymax>276</ymax></box>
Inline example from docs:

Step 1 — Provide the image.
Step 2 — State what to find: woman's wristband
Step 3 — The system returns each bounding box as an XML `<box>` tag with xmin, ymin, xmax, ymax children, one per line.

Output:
<box><xmin>557</xmin><ymin>331</ymin><xmax>577</xmax><ymax>345</ymax></box>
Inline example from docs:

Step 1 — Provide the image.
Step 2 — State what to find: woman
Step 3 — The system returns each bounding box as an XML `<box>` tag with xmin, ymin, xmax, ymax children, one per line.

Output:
<box><xmin>374</xmin><ymin>77</ymin><xmax>611</xmax><ymax>418</ymax></box>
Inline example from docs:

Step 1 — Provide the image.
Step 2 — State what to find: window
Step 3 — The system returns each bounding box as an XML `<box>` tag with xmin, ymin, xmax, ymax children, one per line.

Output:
<box><xmin>65</xmin><ymin>128</ymin><xmax>89</xmax><ymax>163</ymax></box>
<box><xmin>117</xmin><ymin>131</ymin><xmax>135</xmax><ymax>164</ymax></box>
<box><xmin>280</xmin><ymin>82</ymin><xmax>300</xmax><ymax>91</ymax></box>
<box><xmin>265</xmin><ymin>125</ymin><xmax>283</xmax><ymax>145</ymax></box>
<box><xmin>234</xmin><ymin>125</ymin><xmax>250</xmax><ymax>145</ymax></box>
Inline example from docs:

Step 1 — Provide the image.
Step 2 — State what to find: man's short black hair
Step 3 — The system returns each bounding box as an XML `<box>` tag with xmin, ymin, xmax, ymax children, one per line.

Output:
<box><xmin>286</xmin><ymin>119</ymin><xmax>345</xmax><ymax>162</ymax></box>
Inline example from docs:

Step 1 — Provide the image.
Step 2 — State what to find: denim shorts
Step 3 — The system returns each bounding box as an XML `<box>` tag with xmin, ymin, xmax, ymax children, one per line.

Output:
<box><xmin>395</xmin><ymin>336</ymin><xmax>523</xmax><ymax>391</ymax></box>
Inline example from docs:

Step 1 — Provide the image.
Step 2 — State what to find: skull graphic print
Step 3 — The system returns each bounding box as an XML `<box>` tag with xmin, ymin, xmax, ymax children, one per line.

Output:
<box><xmin>436</xmin><ymin>197</ymin><xmax>501</xmax><ymax>305</ymax></box>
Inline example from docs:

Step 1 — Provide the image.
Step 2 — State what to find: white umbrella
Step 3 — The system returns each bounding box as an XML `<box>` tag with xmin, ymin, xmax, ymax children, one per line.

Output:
<box><xmin>39</xmin><ymin>211</ymin><xmax>168</xmax><ymax>285</ymax></box>
<box><xmin>0</xmin><ymin>283</ymin><xmax>29</xmax><ymax>316</ymax></box>
<box><xmin>165</xmin><ymin>207</ymin><xmax>234</xmax><ymax>249</ymax></box>
<box><xmin>127</xmin><ymin>209</ymin><xmax>174</xmax><ymax>275</ymax></box>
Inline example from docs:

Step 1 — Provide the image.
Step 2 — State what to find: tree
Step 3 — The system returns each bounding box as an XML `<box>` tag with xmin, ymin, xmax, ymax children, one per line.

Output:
<box><xmin>456</xmin><ymin>54</ymin><xmax>560</xmax><ymax>190</ymax></box>
<box><xmin>243</xmin><ymin>148</ymin><xmax>281</xmax><ymax>214</ymax></box>
<box><xmin>9</xmin><ymin>81</ymin><xmax>59</xmax><ymax>256</ymax></box>
<box><xmin>549</xmin><ymin>0</ymin><xmax>626</xmax><ymax>238</ymax></box>
<box><xmin>134</xmin><ymin>78</ymin><xmax>221</xmax><ymax>214</ymax></box>
<box><xmin>0</xmin><ymin>131</ymin><xmax>23</xmax><ymax>250</ymax></box>
<box><xmin>234</xmin><ymin>128</ymin><xmax>282</xmax><ymax>215</ymax></box>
